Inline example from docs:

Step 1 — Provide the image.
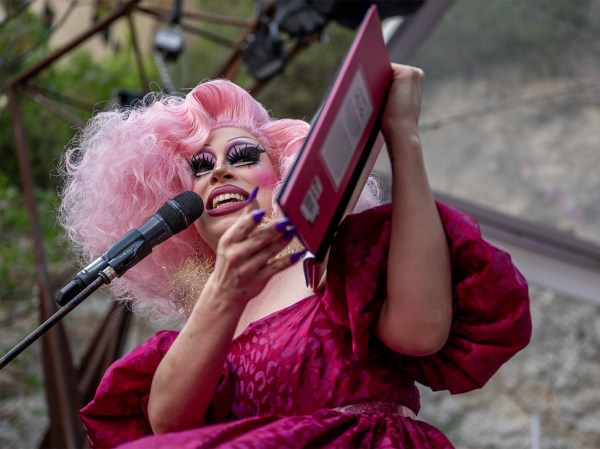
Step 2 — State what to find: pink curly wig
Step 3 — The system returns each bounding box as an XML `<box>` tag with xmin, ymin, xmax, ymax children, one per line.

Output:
<box><xmin>59</xmin><ymin>79</ymin><xmax>381</xmax><ymax>322</ymax></box>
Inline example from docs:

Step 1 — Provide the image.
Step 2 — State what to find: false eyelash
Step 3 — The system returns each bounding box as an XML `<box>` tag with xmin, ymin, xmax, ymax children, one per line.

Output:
<box><xmin>188</xmin><ymin>153</ymin><xmax>215</xmax><ymax>177</ymax></box>
<box><xmin>227</xmin><ymin>144</ymin><xmax>265</xmax><ymax>166</ymax></box>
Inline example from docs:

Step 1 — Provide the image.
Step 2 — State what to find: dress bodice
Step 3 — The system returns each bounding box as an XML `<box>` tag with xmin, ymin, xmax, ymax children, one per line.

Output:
<box><xmin>80</xmin><ymin>202</ymin><xmax>531</xmax><ymax>449</ymax></box>
<box><xmin>216</xmin><ymin>294</ymin><xmax>420</xmax><ymax>421</ymax></box>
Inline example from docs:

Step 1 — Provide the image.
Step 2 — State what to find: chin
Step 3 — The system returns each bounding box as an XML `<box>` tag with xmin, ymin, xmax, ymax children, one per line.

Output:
<box><xmin>196</xmin><ymin>212</ymin><xmax>242</xmax><ymax>248</ymax></box>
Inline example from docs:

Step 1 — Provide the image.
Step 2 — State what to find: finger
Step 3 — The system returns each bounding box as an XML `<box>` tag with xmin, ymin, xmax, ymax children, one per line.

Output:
<box><xmin>214</xmin><ymin>239</ymin><xmax>290</xmax><ymax>294</ymax></box>
<box><xmin>221</xmin><ymin>218</ymin><xmax>295</xmax><ymax>266</ymax></box>
<box><xmin>226</xmin><ymin>219</ymin><xmax>297</xmax><ymax>273</ymax></box>
<box><xmin>244</xmin><ymin>186</ymin><xmax>259</xmax><ymax>210</ymax></box>
<box><xmin>242</xmin><ymin>232</ymin><xmax>296</xmax><ymax>268</ymax></box>
<box><xmin>390</xmin><ymin>63</ymin><xmax>424</xmax><ymax>81</ymax></box>
<box><xmin>218</xmin><ymin>207</ymin><xmax>266</xmax><ymax>248</ymax></box>
<box><xmin>253</xmin><ymin>247</ymin><xmax>308</xmax><ymax>281</ymax></box>
<box><xmin>234</xmin><ymin>251</ymin><xmax>304</xmax><ymax>293</ymax></box>
<box><xmin>221</xmin><ymin>186</ymin><xmax>272</xmax><ymax>243</ymax></box>
<box><xmin>213</xmin><ymin>233</ymin><xmax>304</xmax><ymax>303</ymax></box>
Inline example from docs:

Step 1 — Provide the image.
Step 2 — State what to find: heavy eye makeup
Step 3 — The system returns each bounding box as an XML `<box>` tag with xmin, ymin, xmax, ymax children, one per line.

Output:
<box><xmin>226</xmin><ymin>143</ymin><xmax>266</xmax><ymax>167</ymax></box>
<box><xmin>188</xmin><ymin>142</ymin><xmax>266</xmax><ymax>178</ymax></box>
<box><xmin>188</xmin><ymin>152</ymin><xmax>216</xmax><ymax>177</ymax></box>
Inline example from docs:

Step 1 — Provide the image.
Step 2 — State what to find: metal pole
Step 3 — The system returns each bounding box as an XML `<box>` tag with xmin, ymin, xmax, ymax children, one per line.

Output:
<box><xmin>7</xmin><ymin>86</ymin><xmax>84</xmax><ymax>448</ymax></box>
<box><xmin>385</xmin><ymin>0</ymin><xmax>456</xmax><ymax>63</ymax></box>
<box><xmin>126</xmin><ymin>9</ymin><xmax>150</xmax><ymax>89</ymax></box>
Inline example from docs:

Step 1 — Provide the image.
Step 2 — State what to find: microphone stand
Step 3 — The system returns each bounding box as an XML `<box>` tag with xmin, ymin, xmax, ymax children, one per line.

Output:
<box><xmin>1</xmin><ymin>191</ymin><xmax>204</xmax><ymax>370</ymax></box>
<box><xmin>0</xmin><ymin>276</ymin><xmax>106</xmax><ymax>369</ymax></box>
<box><xmin>1</xmin><ymin>237</ymin><xmax>147</xmax><ymax>369</ymax></box>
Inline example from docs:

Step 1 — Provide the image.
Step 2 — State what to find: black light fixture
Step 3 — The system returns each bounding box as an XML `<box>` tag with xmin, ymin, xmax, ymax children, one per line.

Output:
<box><xmin>115</xmin><ymin>89</ymin><xmax>148</xmax><ymax>107</ymax></box>
<box><xmin>242</xmin><ymin>21</ymin><xmax>288</xmax><ymax>81</ymax></box>
<box><xmin>153</xmin><ymin>0</ymin><xmax>185</xmax><ymax>62</ymax></box>
<box><xmin>153</xmin><ymin>27</ymin><xmax>185</xmax><ymax>62</ymax></box>
<box><xmin>243</xmin><ymin>0</ymin><xmax>425</xmax><ymax>82</ymax></box>
<box><xmin>273</xmin><ymin>0</ymin><xmax>329</xmax><ymax>37</ymax></box>
<box><xmin>274</xmin><ymin>0</ymin><xmax>425</xmax><ymax>33</ymax></box>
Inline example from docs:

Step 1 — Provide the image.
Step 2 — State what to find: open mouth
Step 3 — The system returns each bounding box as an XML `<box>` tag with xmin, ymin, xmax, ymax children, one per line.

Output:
<box><xmin>210</xmin><ymin>192</ymin><xmax>247</xmax><ymax>210</ymax></box>
<box><xmin>206</xmin><ymin>186</ymin><xmax>250</xmax><ymax>217</ymax></box>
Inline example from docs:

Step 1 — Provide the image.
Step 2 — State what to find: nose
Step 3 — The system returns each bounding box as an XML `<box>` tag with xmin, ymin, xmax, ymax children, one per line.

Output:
<box><xmin>210</xmin><ymin>164</ymin><xmax>235</xmax><ymax>185</ymax></box>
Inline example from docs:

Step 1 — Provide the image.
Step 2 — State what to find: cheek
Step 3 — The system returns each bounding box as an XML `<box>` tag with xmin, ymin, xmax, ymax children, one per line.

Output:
<box><xmin>252</xmin><ymin>167</ymin><xmax>279</xmax><ymax>188</ymax></box>
<box><xmin>192</xmin><ymin>178</ymin><xmax>209</xmax><ymax>200</ymax></box>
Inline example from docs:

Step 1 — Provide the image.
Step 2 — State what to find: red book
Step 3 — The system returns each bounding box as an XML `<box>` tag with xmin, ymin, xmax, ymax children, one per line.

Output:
<box><xmin>276</xmin><ymin>5</ymin><xmax>392</xmax><ymax>279</ymax></box>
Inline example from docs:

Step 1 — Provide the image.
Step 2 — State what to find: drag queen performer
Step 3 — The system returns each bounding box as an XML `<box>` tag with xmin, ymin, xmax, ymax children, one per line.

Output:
<box><xmin>60</xmin><ymin>64</ymin><xmax>531</xmax><ymax>448</ymax></box>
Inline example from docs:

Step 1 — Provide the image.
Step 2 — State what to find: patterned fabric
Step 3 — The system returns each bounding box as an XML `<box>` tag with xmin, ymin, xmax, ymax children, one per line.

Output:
<box><xmin>80</xmin><ymin>203</ymin><xmax>531</xmax><ymax>448</ymax></box>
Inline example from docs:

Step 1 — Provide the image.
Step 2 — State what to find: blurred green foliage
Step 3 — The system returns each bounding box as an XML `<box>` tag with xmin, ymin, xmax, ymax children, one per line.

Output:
<box><xmin>0</xmin><ymin>173</ymin><xmax>64</xmax><ymax>305</ymax></box>
<box><xmin>0</xmin><ymin>3</ymin><xmax>49</xmax><ymax>81</ymax></box>
<box><xmin>1</xmin><ymin>48</ymin><xmax>160</xmax><ymax>190</ymax></box>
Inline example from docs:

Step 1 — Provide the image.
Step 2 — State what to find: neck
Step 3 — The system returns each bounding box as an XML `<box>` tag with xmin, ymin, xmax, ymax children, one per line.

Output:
<box><xmin>234</xmin><ymin>262</ymin><xmax>314</xmax><ymax>338</ymax></box>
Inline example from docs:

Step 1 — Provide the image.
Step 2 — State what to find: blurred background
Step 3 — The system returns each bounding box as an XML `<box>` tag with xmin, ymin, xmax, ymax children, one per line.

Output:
<box><xmin>1</xmin><ymin>1</ymin><xmax>599</xmax><ymax>448</ymax></box>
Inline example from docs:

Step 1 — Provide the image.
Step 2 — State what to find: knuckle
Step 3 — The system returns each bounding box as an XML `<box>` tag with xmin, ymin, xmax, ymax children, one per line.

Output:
<box><xmin>219</xmin><ymin>232</ymin><xmax>235</xmax><ymax>246</ymax></box>
<box><xmin>250</xmin><ymin>230</ymin><xmax>273</xmax><ymax>249</ymax></box>
<box><xmin>227</xmin><ymin>250</ymin><xmax>243</xmax><ymax>266</ymax></box>
<box><xmin>410</xmin><ymin>66</ymin><xmax>424</xmax><ymax>80</ymax></box>
<box><xmin>217</xmin><ymin>245</ymin><xmax>241</xmax><ymax>265</ymax></box>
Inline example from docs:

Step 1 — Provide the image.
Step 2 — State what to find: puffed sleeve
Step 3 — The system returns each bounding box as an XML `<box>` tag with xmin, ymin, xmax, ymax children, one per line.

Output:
<box><xmin>80</xmin><ymin>330</ymin><xmax>234</xmax><ymax>448</ymax></box>
<box><xmin>80</xmin><ymin>330</ymin><xmax>178</xmax><ymax>448</ymax></box>
<box><xmin>322</xmin><ymin>202</ymin><xmax>531</xmax><ymax>394</ymax></box>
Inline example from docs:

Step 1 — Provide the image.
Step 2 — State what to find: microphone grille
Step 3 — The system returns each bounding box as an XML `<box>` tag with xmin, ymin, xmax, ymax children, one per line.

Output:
<box><xmin>158</xmin><ymin>191</ymin><xmax>205</xmax><ymax>233</ymax></box>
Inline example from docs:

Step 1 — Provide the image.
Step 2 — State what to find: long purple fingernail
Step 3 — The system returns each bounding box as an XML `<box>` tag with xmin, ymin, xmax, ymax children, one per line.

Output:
<box><xmin>274</xmin><ymin>218</ymin><xmax>291</xmax><ymax>232</ymax></box>
<box><xmin>245</xmin><ymin>186</ymin><xmax>259</xmax><ymax>205</ymax></box>
<box><xmin>283</xmin><ymin>226</ymin><xmax>296</xmax><ymax>241</ymax></box>
<box><xmin>252</xmin><ymin>209</ymin><xmax>266</xmax><ymax>223</ymax></box>
<box><xmin>289</xmin><ymin>249</ymin><xmax>307</xmax><ymax>264</ymax></box>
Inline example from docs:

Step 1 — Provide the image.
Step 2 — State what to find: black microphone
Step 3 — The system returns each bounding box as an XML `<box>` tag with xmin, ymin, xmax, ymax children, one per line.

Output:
<box><xmin>57</xmin><ymin>190</ymin><xmax>204</xmax><ymax>306</ymax></box>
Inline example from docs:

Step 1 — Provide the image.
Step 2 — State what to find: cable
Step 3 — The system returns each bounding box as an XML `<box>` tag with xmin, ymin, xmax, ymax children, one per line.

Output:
<box><xmin>153</xmin><ymin>50</ymin><xmax>177</xmax><ymax>94</ymax></box>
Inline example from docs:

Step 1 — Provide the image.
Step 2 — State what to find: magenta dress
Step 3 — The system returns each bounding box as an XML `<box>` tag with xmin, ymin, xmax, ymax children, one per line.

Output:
<box><xmin>80</xmin><ymin>203</ymin><xmax>531</xmax><ymax>448</ymax></box>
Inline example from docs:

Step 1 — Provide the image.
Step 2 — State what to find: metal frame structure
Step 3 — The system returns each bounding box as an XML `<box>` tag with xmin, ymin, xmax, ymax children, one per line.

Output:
<box><xmin>5</xmin><ymin>1</ymin><xmax>267</xmax><ymax>446</ymax></box>
<box><xmin>6</xmin><ymin>0</ymin><xmax>599</xmax><ymax>447</ymax></box>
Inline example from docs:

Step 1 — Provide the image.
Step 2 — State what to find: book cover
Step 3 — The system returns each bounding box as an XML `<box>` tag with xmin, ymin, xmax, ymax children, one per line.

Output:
<box><xmin>276</xmin><ymin>5</ymin><xmax>392</xmax><ymax>270</ymax></box>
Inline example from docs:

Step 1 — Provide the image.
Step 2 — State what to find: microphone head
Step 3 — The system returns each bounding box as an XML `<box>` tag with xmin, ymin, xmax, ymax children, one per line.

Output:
<box><xmin>158</xmin><ymin>191</ymin><xmax>204</xmax><ymax>233</ymax></box>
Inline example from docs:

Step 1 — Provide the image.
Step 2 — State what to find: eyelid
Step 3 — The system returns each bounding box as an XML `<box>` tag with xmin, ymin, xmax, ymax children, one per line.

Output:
<box><xmin>193</xmin><ymin>149</ymin><xmax>216</xmax><ymax>161</ymax></box>
<box><xmin>226</xmin><ymin>140</ymin><xmax>263</xmax><ymax>154</ymax></box>
<box><xmin>188</xmin><ymin>151</ymin><xmax>216</xmax><ymax>177</ymax></box>
<box><xmin>188</xmin><ymin>142</ymin><xmax>264</xmax><ymax>177</ymax></box>
<box><xmin>227</xmin><ymin>145</ymin><xmax>265</xmax><ymax>167</ymax></box>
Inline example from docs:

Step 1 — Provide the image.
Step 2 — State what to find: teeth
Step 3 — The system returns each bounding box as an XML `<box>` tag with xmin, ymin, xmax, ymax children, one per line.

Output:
<box><xmin>212</xmin><ymin>193</ymin><xmax>246</xmax><ymax>209</ymax></box>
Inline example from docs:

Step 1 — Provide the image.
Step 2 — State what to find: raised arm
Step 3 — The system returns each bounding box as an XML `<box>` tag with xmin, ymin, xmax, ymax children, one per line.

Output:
<box><xmin>375</xmin><ymin>64</ymin><xmax>452</xmax><ymax>356</ymax></box>
<box><xmin>147</xmin><ymin>200</ymin><xmax>296</xmax><ymax>434</ymax></box>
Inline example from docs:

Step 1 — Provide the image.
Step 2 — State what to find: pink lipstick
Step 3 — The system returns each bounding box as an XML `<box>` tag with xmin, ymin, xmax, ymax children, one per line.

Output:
<box><xmin>206</xmin><ymin>185</ymin><xmax>249</xmax><ymax>217</ymax></box>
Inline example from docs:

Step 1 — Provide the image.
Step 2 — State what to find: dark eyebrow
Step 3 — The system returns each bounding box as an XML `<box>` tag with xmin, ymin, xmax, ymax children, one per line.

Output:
<box><xmin>202</xmin><ymin>136</ymin><xmax>258</xmax><ymax>147</ymax></box>
<box><xmin>227</xmin><ymin>136</ymin><xmax>259</xmax><ymax>143</ymax></box>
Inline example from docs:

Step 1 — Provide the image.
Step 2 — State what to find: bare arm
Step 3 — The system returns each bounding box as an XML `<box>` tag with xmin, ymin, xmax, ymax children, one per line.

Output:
<box><xmin>375</xmin><ymin>64</ymin><xmax>452</xmax><ymax>356</ymax></box>
<box><xmin>148</xmin><ymin>202</ymin><xmax>296</xmax><ymax>434</ymax></box>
